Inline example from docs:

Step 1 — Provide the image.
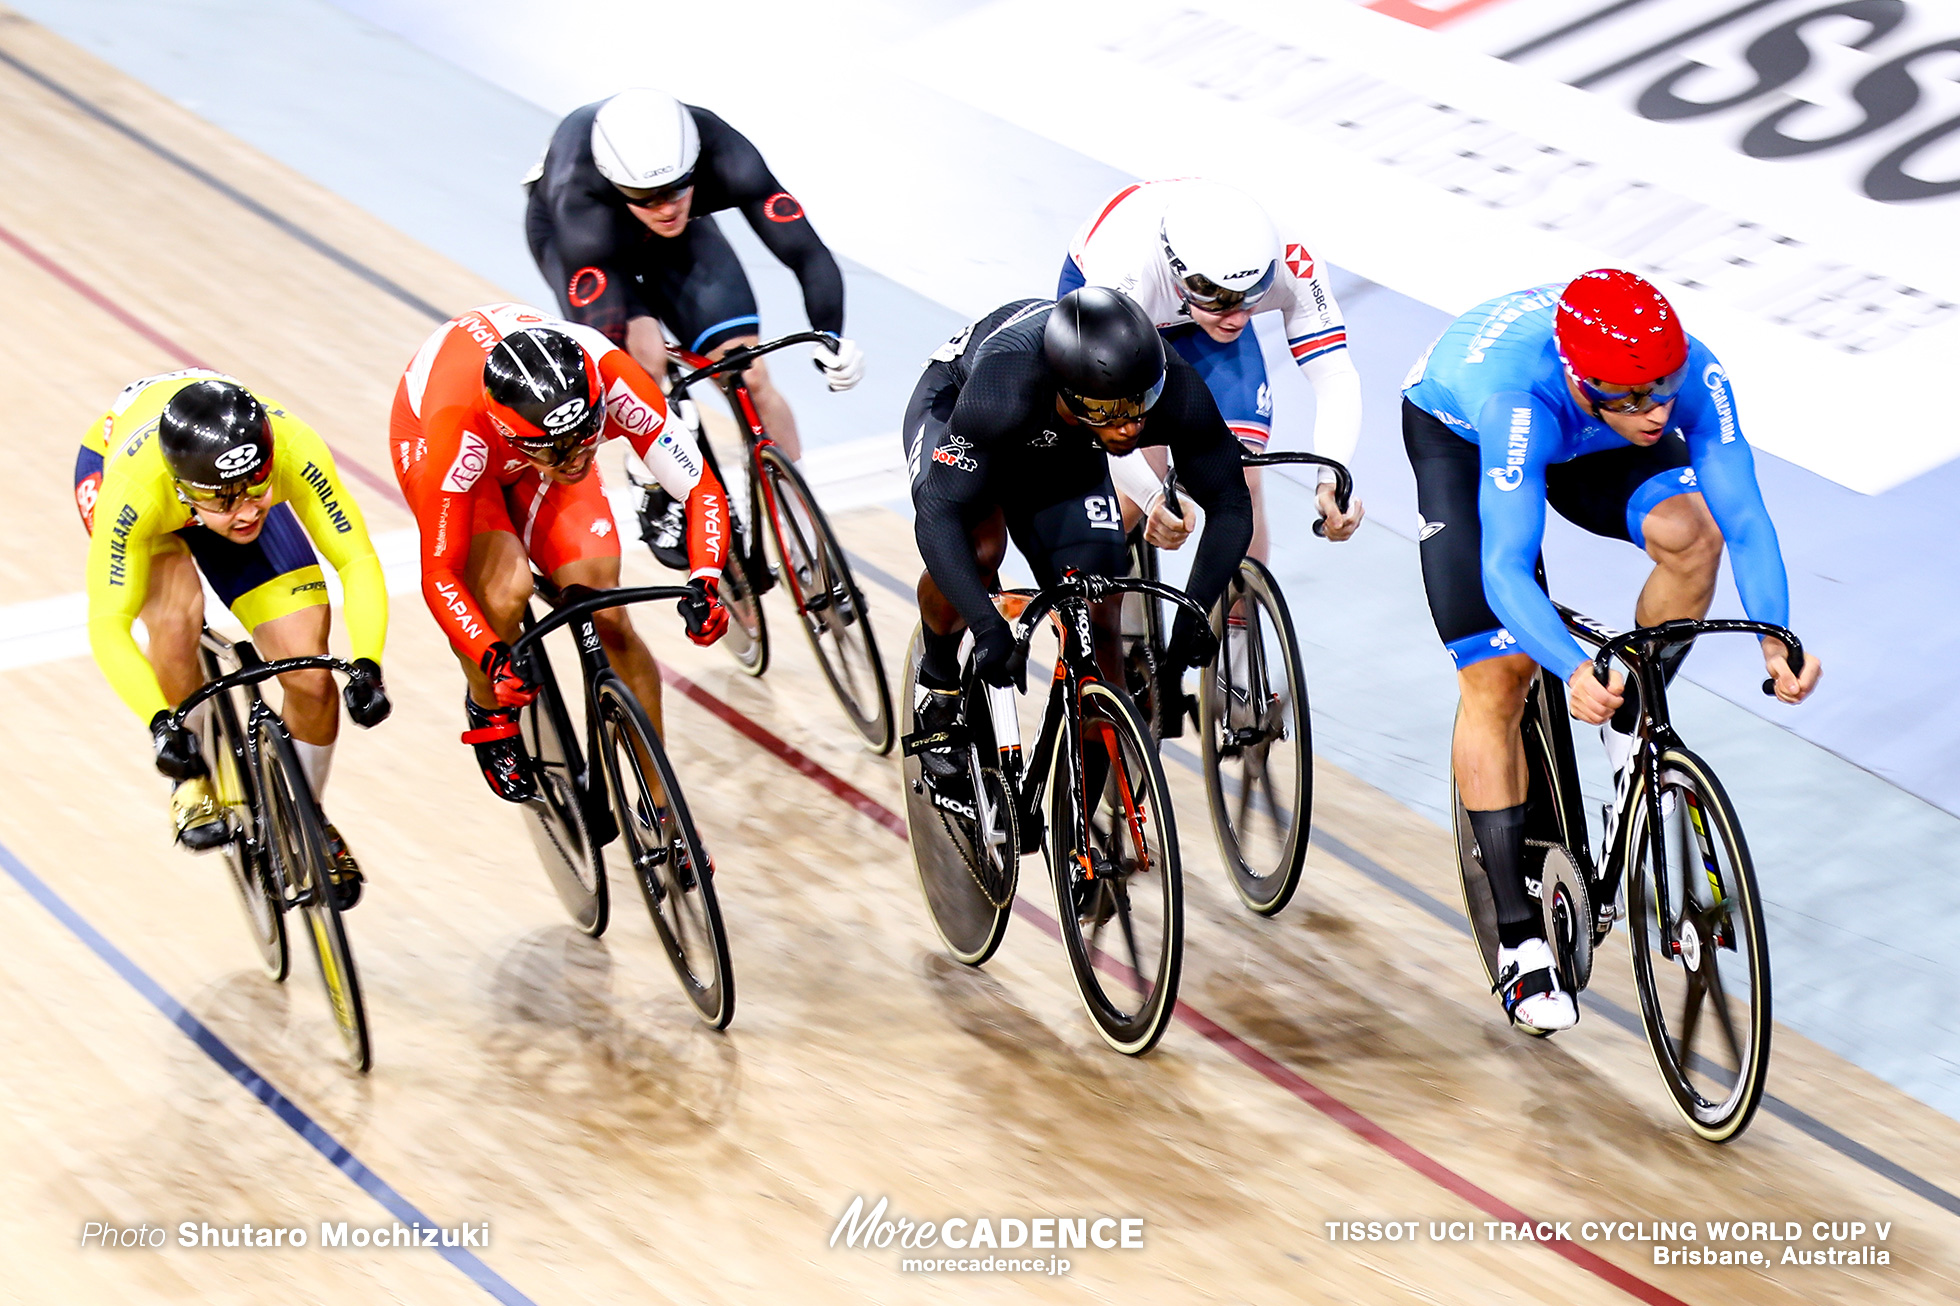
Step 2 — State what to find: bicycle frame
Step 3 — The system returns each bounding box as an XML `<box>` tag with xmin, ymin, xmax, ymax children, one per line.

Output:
<box><xmin>667</xmin><ymin>331</ymin><xmax>838</xmax><ymax>608</ymax></box>
<box><xmin>509</xmin><ymin>580</ymin><xmax>696</xmax><ymax>846</ymax></box>
<box><xmin>980</xmin><ymin>573</ymin><xmax>1210</xmax><ymax>852</ymax></box>
<box><xmin>171</xmin><ymin>632</ymin><xmax>371</xmax><ymax>929</ymax></box>
<box><xmin>1546</xmin><ymin>606</ymin><xmax>1805</xmax><ymax>957</ymax></box>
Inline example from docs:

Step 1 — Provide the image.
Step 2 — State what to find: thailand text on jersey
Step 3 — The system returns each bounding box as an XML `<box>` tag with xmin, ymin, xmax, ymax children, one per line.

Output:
<box><xmin>391</xmin><ymin>302</ymin><xmax>727</xmax><ymax>662</ymax></box>
<box><xmin>910</xmin><ymin>299</ymin><xmax>1253</xmax><ymax>642</ymax></box>
<box><xmin>1066</xmin><ymin>178</ymin><xmax>1361</xmax><ymax>461</ymax></box>
<box><xmin>1404</xmin><ymin>285</ymin><xmax>1789</xmax><ymax>682</ymax></box>
<box><xmin>79</xmin><ymin>369</ymin><xmax>388</xmax><ymax>722</ymax></box>
<box><xmin>525</xmin><ymin>99</ymin><xmax>844</xmax><ymax>344</ymax></box>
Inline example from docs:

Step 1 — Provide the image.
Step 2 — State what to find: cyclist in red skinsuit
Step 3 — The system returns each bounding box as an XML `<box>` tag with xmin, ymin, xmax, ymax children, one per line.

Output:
<box><xmin>392</xmin><ymin>301</ymin><xmax>729</xmax><ymax>799</ymax></box>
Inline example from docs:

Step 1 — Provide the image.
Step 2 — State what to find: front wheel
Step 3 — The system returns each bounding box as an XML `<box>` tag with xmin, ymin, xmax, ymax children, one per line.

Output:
<box><xmin>1198</xmin><ymin>559</ymin><xmax>1312</xmax><ymax>915</ymax></box>
<box><xmin>255</xmin><ymin>716</ymin><xmax>370</xmax><ymax>1072</ymax></box>
<box><xmin>718</xmin><ymin>548</ymin><xmax>770</xmax><ymax>677</ymax></box>
<box><xmin>200</xmin><ymin>663</ymin><xmax>286</xmax><ymax>981</ymax></box>
<box><xmin>519</xmin><ymin>647</ymin><xmax>608</xmax><ymax>936</ymax></box>
<box><xmin>1048</xmin><ymin>680</ymin><xmax>1183</xmax><ymax>1055</ymax></box>
<box><xmin>1624</xmin><ymin>747</ymin><xmax>1771</xmax><ymax>1143</ymax></box>
<box><xmin>594</xmin><ymin>678</ymin><xmax>734</xmax><ymax>1028</ymax></box>
<box><xmin>757</xmin><ymin>445</ymin><xmax>894</xmax><ymax>753</ymax></box>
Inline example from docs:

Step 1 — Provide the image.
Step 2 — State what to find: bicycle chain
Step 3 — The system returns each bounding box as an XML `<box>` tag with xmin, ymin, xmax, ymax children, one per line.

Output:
<box><xmin>934</xmin><ymin>767</ymin><xmax>1018</xmax><ymax>910</ymax></box>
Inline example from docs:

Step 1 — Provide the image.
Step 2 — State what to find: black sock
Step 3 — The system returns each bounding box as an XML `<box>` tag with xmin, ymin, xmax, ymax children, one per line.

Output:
<box><xmin>920</xmin><ymin>627</ymin><xmax>964</xmax><ymax>690</ymax></box>
<box><xmin>1608</xmin><ymin>640</ymin><xmax>1690</xmax><ymax>736</ymax></box>
<box><xmin>1469</xmin><ymin>804</ymin><xmax>1537</xmax><ymax>947</ymax></box>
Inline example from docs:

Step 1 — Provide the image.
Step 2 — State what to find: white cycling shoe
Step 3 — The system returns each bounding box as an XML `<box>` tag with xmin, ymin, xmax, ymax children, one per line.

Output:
<box><xmin>1496</xmin><ymin>937</ymin><xmax>1578</xmax><ymax>1035</ymax></box>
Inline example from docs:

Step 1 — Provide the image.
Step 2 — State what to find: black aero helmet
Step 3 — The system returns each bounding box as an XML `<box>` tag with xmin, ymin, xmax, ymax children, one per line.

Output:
<box><xmin>482</xmin><ymin>327</ymin><xmax>606</xmax><ymax>456</ymax></box>
<box><xmin>1044</xmin><ymin>287</ymin><xmax>1166</xmax><ymax>425</ymax></box>
<box><xmin>160</xmin><ymin>379</ymin><xmax>275</xmax><ymax>503</ymax></box>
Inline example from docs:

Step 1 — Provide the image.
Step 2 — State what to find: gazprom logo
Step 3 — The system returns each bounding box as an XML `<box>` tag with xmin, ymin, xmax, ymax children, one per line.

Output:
<box><xmin>1486</xmin><ymin>406</ymin><xmax>1530</xmax><ymax>491</ymax></box>
<box><xmin>1703</xmin><ymin>363</ymin><xmax>1736</xmax><ymax>444</ymax></box>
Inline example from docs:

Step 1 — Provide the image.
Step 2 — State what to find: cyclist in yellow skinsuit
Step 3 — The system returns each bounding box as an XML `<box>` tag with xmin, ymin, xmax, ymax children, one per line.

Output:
<box><xmin>76</xmin><ymin>371</ymin><xmax>392</xmax><ymax>905</ymax></box>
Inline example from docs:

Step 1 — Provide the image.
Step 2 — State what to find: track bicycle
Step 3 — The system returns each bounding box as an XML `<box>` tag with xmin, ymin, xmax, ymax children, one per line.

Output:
<box><xmin>900</xmin><ymin>571</ymin><xmax>1209</xmax><ymax>1055</ymax></box>
<box><xmin>1124</xmin><ymin>453</ymin><xmax>1352</xmax><ymax>916</ymax></box>
<box><xmin>173</xmin><ymin>631</ymin><xmax>379</xmax><ymax>1072</ymax></box>
<box><xmin>1451</xmin><ymin>605</ymin><xmax>1805</xmax><ymax>1142</ymax></box>
<box><xmin>626</xmin><ymin>330</ymin><xmax>893</xmax><ymax>753</ymax></box>
<box><xmin>501</xmin><ymin>577</ymin><xmax>734</xmax><ymax>1028</ymax></box>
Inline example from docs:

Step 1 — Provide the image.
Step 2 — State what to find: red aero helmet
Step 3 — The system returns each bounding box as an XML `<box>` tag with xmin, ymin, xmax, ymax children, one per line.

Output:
<box><xmin>1555</xmin><ymin>269</ymin><xmax>1688</xmax><ymax>386</ymax></box>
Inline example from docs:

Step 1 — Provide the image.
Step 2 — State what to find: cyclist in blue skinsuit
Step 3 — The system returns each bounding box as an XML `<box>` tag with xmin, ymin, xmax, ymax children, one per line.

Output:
<box><xmin>1402</xmin><ymin>269</ymin><xmax>1821</xmax><ymax>1034</ymax></box>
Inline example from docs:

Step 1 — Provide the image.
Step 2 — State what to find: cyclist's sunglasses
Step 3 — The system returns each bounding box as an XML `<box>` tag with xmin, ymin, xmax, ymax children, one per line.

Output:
<box><xmin>175</xmin><ymin>460</ymin><xmax>274</xmax><ymax>512</ymax></box>
<box><xmin>1179</xmin><ymin>262</ymin><xmax>1277</xmax><ymax>314</ymax></box>
<box><xmin>511</xmin><ymin>428</ymin><xmax>601</xmax><ymax>467</ymax></box>
<box><xmin>615</xmin><ymin>174</ymin><xmax>695</xmax><ymax>209</ymax></box>
<box><xmin>1574</xmin><ymin>361</ymin><xmax>1690</xmax><ymax>415</ymax></box>
<box><xmin>1062</xmin><ymin>372</ymin><xmax>1166</xmax><ymax>427</ymax></box>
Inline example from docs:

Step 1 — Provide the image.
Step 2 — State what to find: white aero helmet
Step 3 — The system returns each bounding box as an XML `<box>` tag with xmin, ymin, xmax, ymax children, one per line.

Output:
<box><xmin>1159</xmin><ymin>181</ymin><xmax>1282</xmax><ymax>313</ymax></box>
<box><xmin>591</xmin><ymin>88</ymin><xmax>700</xmax><ymax>196</ymax></box>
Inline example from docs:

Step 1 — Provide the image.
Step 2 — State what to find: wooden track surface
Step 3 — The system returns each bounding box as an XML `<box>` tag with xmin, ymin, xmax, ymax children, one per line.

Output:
<box><xmin>2</xmin><ymin>13</ymin><xmax>1957</xmax><ymax>1303</ymax></box>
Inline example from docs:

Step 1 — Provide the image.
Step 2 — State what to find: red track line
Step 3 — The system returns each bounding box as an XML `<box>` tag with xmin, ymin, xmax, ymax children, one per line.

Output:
<box><xmin>0</xmin><ymin>219</ymin><xmax>198</xmax><ymax>366</ymax></box>
<box><xmin>11</xmin><ymin>196</ymin><xmax>1686</xmax><ymax>1306</ymax></box>
<box><xmin>661</xmin><ymin>667</ymin><xmax>1688</xmax><ymax>1306</ymax></box>
<box><xmin>659</xmin><ymin>667</ymin><xmax>907</xmax><ymax>839</ymax></box>
<box><xmin>1</xmin><ymin>217</ymin><xmax>406</xmax><ymax>510</ymax></box>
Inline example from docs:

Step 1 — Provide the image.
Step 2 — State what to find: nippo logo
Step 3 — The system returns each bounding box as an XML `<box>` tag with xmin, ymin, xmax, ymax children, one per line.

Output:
<box><xmin>543</xmin><ymin>398</ymin><xmax>588</xmax><ymax>432</ymax></box>
<box><xmin>214</xmin><ymin>443</ymin><xmax>261</xmax><ymax>476</ymax></box>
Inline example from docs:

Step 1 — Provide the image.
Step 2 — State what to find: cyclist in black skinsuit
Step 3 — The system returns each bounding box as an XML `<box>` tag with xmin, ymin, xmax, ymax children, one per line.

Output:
<box><xmin>907</xmin><ymin>288</ymin><xmax>1252</xmax><ymax>779</ymax></box>
<box><xmin>525</xmin><ymin>88</ymin><xmax>861</xmax><ymax>559</ymax></box>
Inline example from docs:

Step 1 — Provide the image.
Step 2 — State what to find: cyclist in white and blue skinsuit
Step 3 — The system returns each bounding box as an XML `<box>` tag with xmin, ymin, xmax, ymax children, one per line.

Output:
<box><xmin>1060</xmin><ymin>178</ymin><xmax>1365</xmax><ymax>558</ymax></box>
<box><xmin>1402</xmin><ymin>269</ymin><xmax>1821</xmax><ymax>1034</ymax></box>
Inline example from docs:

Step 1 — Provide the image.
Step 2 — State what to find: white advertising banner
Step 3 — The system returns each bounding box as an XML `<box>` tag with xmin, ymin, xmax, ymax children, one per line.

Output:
<box><xmin>907</xmin><ymin>0</ymin><xmax>1960</xmax><ymax>492</ymax></box>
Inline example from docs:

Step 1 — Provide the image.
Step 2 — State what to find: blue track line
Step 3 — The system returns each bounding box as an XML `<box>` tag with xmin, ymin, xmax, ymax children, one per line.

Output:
<box><xmin>0</xmin><ymin>839</ymin><xmax>540</xmax><ymax>1305</ymax></box>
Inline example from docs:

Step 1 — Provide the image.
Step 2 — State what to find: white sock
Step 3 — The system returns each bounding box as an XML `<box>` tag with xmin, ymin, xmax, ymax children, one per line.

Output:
<box><xmin>294</xmin><ymin>740</ymin><xmax>335</xmax><ymax>797</ymax></box>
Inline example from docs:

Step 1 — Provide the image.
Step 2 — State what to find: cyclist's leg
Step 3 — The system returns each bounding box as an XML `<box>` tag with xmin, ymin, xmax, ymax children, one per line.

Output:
<box><xmin>142</xmin><ymin>540</ymin><xmax>230</xmax><ymax>845</ymax></box>
<box><xmin>1168</xmin><ymin>324</ymin><xmax>1272</xmax><ymax>560</ymax></box>
<box><xmin>140</xmin><ymin>537</ymin><xmax>208</xmax><ymax>706</ymax></box>
<box><xmin>1545</xmin><ymin>433</ymin><xmax>1715</xmax><ymax>740</ymax></box>
<box><xmin>1404</xmin><ymin>400</ymin><xmax>1539</xmax><ymax>944</ymax></box>
<box><xmin>525</xmin><ymin>466</ymin><xmax>672</xmax><ymax>806</ymax></box>
<box><xmin>182</xmin><ymin>505</ymin><xmax>337</xmax><ymax>772</ymax></box>
<box><xmin>460</xmin><ymin>523</ymin><xmax>535</xmax><ymax>708</ymax></box>
<box><xmin>1004</xmin><ymin>473</ymin><xmax>1131</xmax><ymax>686</ymax></box>
<box><xmin>624</xmin><ymin>315</ymin><xmax>672</xmax><ymax>384</ymax></box>
<box><xmin>512</xmin><ymin>466</ymin><xmax>649</xmax><ymax>704</ymax></box>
